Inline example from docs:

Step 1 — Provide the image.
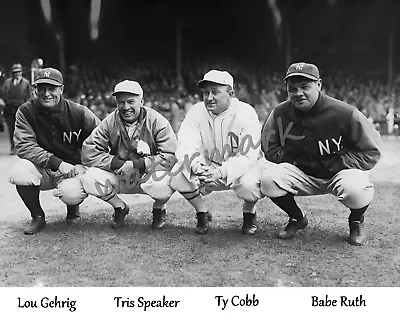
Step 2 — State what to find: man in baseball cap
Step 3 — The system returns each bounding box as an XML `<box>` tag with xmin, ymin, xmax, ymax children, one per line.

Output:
<box><xmin>197</xmin><ymin>70</ymin><xmax>234</xmax><ymax>89</ymax></box>
<box><xmin>111</xmin><ymin>79</ymin><xmax>143</xmax><ymax>97</ymax></box>
<box><xmin>34</xmin><ymin>67</ymin><xmax>63</xmax><ymax>86</ymax></box>
<box><xmin>170</xmin><ymin>69</ymin><xmax>263</xmax><ymax>235</ymax></box>
<box><xmin>81</xmin><ymin>79</ymin><xmax>177</xmax><ymax>230</ymax></box>
<box><xmin>9</xmin><ymin>66</ymin><xmax>100</xmax><ymax>235</ymax></box>
<box><xmin>283</xmin><ymin>62</ymin><xmax>320</xmax><ymax>81</ymax></box>
<box><xmin>259</xmin><ymin>62</ymin><xmax>381</xmax><ymax>246</ymax></box>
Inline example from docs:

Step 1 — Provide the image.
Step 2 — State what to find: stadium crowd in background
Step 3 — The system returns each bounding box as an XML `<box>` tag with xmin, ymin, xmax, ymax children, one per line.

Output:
<box><xmin>1</xmin><ymin>60</ymin><xmax>399</xmax><ymax>135</ymax></box>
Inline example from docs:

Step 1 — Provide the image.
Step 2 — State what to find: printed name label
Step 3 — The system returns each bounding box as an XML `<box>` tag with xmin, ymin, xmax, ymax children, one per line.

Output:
<box><xmin>215</xmin><ymin>294</ymin><xmax>259</xmax><ymax>310</ymax></box>
<box><xmin>114</xmin><ymin>295</ymin><xmax>180</xmax><ymax>311</ymax></box>
<box><xmin>311</xmin><ymin>295</ymin><xmax>366</xmax><ymax>307</ymax></box>
<box><xmin>17</xmin><ymin>296</ymin><xmax>77</xmax><ymax>312</ymax></box>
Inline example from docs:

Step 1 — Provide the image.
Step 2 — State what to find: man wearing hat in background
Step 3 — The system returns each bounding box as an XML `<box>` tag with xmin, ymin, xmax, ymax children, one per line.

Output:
<box><xmin>9</xmin><ymin>67</ymin><xmax>100</xmax><ymax>234</ymax></box>
<box><xmin>81</xmin><ymin>80</ymin><xmax>177</xmax><ymax>230</ymax></box>
<box><xmin>260</xmin><ymin>62</ymin><xmax>381</xmax><ymax>245</ymax></box>
<box><xmin>1</xmin><ymin>63</ymin><xmax>31</xmax><ymax>155</ymax></box>
<box><xmin>170</xmin><ymin>70</ymin><xmax>263</xmax><ymax>235</ymax></box>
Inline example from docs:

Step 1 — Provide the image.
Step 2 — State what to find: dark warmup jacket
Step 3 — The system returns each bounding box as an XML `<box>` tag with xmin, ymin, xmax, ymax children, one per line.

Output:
<box><xmin>261</xmin><ymin>93</ymin><xmax>381</xmax><ymax>179</ymax></box>
<box><xmin>14</xmin><ymin>97</ymin><xmax>100</xmax><ymax>170</ymax></box>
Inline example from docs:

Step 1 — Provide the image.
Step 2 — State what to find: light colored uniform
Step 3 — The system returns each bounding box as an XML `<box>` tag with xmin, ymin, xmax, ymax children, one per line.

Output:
<box><xmin>170</xmin><ymin>98</ymin><xmax>263</xmax><ymax>202</ymax></box>
<box><xmin>81</xmin><ymin>107</ymin><xmax>177</xmax><ymax>202</ymax></box>
<box><xmin>9</xmin><ymin>159</ymin><xmax>87</xmax><ymax>195</ymax></box>
<box><xmin>260</xmin><ymin>160</ymin><xmax>374</xmax><ymax>209</ymax></box>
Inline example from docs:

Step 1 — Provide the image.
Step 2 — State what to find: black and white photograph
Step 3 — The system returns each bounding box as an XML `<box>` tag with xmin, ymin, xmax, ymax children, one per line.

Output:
<box><xmin>0</xmin><ymin>0</ymin><xmax>398</xmax><ymax>305</ymax></box>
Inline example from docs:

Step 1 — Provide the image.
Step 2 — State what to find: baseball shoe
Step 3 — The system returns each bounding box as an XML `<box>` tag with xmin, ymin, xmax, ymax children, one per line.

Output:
<box><xmin>278</xmin><ymin>215</ymin><xmax>308</xmax><ymax>239</ymax></box>
<box><xmin>195</xmin><ymin>211</ymin><xmax>212</xmax><ymax>235</ymax></box>
<box><xmin>111</xmin><ymin>203</ymin><xmax>129</xmax><ymax>229</ymax></box>
<box><xmin>24</xmin><ymin>216</ymin><xmax>46</xmax><ymax>235</ymax></box>
<box><xmin>348</xmin><ymin>220</ymin><xmax>366</xmax><ymax>246</ymax></box>
<box><xmin>242</xmin><ymin>212</ymin><xmax>258</xmax><ymax>235</ymax></box>
<box><xmin>66</xmin><ymin>205</ymin><xmax>80</xmax><ymax>225</ymax></box>
<box><xmin>152</xmin><ymin>208</ymin><xmax>166</xmax><ymax>230</ymax></box>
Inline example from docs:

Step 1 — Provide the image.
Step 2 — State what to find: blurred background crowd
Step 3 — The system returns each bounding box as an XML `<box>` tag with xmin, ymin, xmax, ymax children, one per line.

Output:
<box><xmin>1</xmin><ymin>0</ymin><xmax>399</xmax><ymax>136</ymax></box>
<box><xmin>1</xmin><ymin>59</ymin><xmax>399</xmax><ymax>136</ymax></box>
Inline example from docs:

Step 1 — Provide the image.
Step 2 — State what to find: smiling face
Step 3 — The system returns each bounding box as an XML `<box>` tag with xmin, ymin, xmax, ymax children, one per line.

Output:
<box><xmin>200</xmin><ymin>82</ymin><xmax>234</xmax><ymax>115</ymax></box>
<box><xmin>286</xmin><ymin>76</ymin><xmax>321</xmax><ymax>111</ymax></box>
<box><xmin>115</xmin><ymin>92</ymin><xmax>143</xmax><ymax>123</ymax></box>
<box><xmin>36</xmin><ymin>84</ymin><xmax>64</xmax><ymax>108</ymax></box>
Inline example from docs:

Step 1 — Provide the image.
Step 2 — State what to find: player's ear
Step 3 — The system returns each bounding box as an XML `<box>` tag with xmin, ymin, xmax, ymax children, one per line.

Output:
<box><xmin>227</xmin><ymin>86</ymin><xmax>235</xmax><ymax>97</ymax></box>
<box><xmin>60</xmin><ymin>85</ymin><xmax>64</xmax><ymax>94</ymax></box>
<box><xmin>317</xmin><ymin>79</ymin><xmax>322</xmax><ymax>91</ymax></box>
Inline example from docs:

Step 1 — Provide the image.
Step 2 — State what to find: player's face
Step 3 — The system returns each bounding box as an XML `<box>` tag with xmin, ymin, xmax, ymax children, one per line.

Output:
<box><xmin>287</xmin><ymin>77</ymin><xmax>321</xmax><ymax>111</ymax></box>
<box><xmin>36</xmin><ymin>84</ymin><xmax>63</xmax><ymax>108</ymax></box>
<box><xmin>115</xmin><ymin>92</ymin><xmax>143</xmax><ymax>123</ymax></box>
<box><xmin>201</xmin><ymin>83</ymin><xmax>233</xmax><ymax>115</ymax></box>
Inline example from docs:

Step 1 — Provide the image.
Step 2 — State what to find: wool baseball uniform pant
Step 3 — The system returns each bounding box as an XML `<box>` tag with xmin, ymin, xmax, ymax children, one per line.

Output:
<box><xmin>260</xmin><ymin>161</ymin><xmax>374</xmax><ymax>209</ymax></box>
<box><xmin>81</xmin><ymin>167</ymin><xmax>174</xmax><ymax>203</ymax></box>
<box><xmin>169</xmin><ymin>162</ymin><xmax>263</xmax><ymax>203</ymax></box>
<box><xmin>9</xmin><ymin>159</ymin><xmax>88</xmax><ymax>204</ymax></box>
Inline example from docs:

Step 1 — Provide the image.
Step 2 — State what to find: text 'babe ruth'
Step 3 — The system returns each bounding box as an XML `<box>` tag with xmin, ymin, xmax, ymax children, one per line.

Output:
<box><xmin>259</xmin><ymin>62</ymin><xmax>381</xmax><ymax>245</ymax></box>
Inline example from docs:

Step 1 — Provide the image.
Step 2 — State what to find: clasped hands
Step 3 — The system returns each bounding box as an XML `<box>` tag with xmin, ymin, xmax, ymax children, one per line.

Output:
<box><xmin>116</xmin><ymin>160</ymin><xmax>137</xmax><ymax>176</ymax></box>
<box><xmin>193</xmin><ymin>162</ymin><xmax>222</xmax><ymax>185</ymax></box>
<box><xmin>58</xmin><ymin>162</ymin><xmax>81</xmax><ymax>178</ymax></box>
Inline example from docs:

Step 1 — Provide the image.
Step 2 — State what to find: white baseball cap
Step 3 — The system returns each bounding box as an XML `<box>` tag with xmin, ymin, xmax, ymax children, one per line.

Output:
<box><xmin>112</xmin><ymin>80</ymin><xmax>143</xmax><ymax>97</ymax></box>
<box><xmin>197</xmin><ymin>70</ymin><xmax>234</xmax><ymax>88</ymax></box>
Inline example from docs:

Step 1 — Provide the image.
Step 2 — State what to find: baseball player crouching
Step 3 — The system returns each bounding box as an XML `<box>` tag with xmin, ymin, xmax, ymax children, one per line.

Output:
<box><xmin>9</xmin><ymin>67</ymin><xmax>101</xmax><ymax>234</ymax></box>
<box><xmin>260</xmin><ymin>62</ymin><xmax>381</xmax><ymax>245</ymax></box>
<box><xmin>170</xmin><ymin>70</ymin><xmax>264</xmax><ymax>235</ymax></box>
<box><xmin>81</xmin><ymin>80</ymin><xmax>177</xmax><ymax>229</ymax></box>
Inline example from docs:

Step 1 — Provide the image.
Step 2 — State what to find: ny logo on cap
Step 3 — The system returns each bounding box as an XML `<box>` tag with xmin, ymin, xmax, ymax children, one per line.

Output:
<box><xmin>296</xmin><ymin>63</ymin><xmax>305</xmax><ymax>70</ymax></box>
<box><xmin>44</xmin><ymin>71</ymin><xmax>50</xmax><ymax>77</ymax></box>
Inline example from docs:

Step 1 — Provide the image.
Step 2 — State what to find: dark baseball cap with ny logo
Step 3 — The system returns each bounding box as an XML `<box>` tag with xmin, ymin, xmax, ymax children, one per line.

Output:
<box><xmin>34</xmin><ymin>67</ymin><xmax>63</xmax><ymax>86</ymax></box>
<box><xmin>283</xmin><ymin>62</ymin><xmax>320</xmax><ymax>81</ymax></box>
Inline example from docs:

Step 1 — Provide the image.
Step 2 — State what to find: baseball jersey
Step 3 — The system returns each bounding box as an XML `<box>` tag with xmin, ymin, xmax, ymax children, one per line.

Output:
<box><xmin>81</xmin><ymin>106</ymin><xmax>177</xmax><ymax>173</ymax></box>
<box><xmin>14</xmin><ymin>97</ymin><xmax>100</xmax><ymax>170</ymax></box>
<box><xmin>262</xmin><ymin>93</ymin><xmax>381</xmax><ymax>179</ymax></box>
<box><xmin>176</xmin><ymin>97</ymin><xmax>262</xmax><ymax>185</ymax></box>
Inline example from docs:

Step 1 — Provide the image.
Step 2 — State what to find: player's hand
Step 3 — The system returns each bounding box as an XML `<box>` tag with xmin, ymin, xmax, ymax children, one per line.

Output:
<box><xmin>198</xmin><ymin>168</ymin><xmax>222</xmax><ymax>184</ymax></box>
<box><xmin>58</xmin><ymin>162</ymin><xmax>78</xmax><ymax>178</ymax></box>
<box><xmin>192</xmin><ymin>162</ymin><xmax>209</xmax><ymax>175</ymax></box>
<box><xmin>116</xmin><ymin>161</ymin><xmax>135</xmax><ymax>177</ymax></box>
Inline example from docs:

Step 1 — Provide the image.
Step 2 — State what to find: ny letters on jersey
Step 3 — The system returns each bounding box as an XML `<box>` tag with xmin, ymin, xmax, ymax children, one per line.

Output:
<box><xmin>318</xmin><ymin>136</ymin><xmax>343</xmax><ymax>155</ymax></box>
<box><xmin>63</xmin><ymin>129</ymin><xmax>82</xmax><ymax>144</ymax></box>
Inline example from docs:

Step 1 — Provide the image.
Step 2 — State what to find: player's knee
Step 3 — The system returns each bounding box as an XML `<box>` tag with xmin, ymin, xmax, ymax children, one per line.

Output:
<box><xmin>169</xmin><ymin>171</ymin><xmax>198</xmax><ymax>194</ymax></box>
<box><xmin>260</xmin><ymin>170</ymin><xmax>285</xmax><ymax>198</ymax></box>
<box><xmin>81</xmin><ymin>167</ymin><xmax>115</xmax><ymax>198</ymax></box>
<box><xmin>142</xmin><ymin>172</ymin><xmax>174</xmax><ymax>201</ymax></box>
<box><xmin>57</xmin><ymin>177</ymin><xmax>88</xmax><ymax>206</ymax></box>
<box><xmin>234</xmin><ymin>173</ymin><xmax>262</xmax><ymax>202</ymax></box>
<box><xmin>340</xmin><ymin>180</ymin><xmax>374</xmax><ymax>208</ymax></box>
<box><xmin>9</xmin><ymin>159</ymin><xmax>41</xmax><ymax>186</ymax></box>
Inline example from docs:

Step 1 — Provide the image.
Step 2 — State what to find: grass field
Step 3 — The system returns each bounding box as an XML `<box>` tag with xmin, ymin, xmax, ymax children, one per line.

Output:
<box><xmin>0</xmin><ymin>133</ymin><xmax>399</xmax><ymax>287</ymax></box>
